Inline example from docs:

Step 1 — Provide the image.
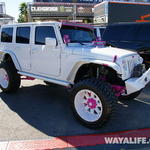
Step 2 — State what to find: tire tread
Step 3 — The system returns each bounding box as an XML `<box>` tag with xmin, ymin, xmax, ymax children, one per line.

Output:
<box><xmin>0</xmin><ymin>61</ymin><xmax>20</xmax><ymax>93</ymax></box>
<box><xmin>70</xmin><ymin>78</ymin><xmax>118</xmax><ymax>128</ymax></box>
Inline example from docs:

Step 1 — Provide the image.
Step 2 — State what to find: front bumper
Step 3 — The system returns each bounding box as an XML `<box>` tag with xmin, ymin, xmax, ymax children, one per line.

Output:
<box><xmin>125</xmin><ymin>68</ymin><xmax>150</xmax><ymax>95</ymax></box>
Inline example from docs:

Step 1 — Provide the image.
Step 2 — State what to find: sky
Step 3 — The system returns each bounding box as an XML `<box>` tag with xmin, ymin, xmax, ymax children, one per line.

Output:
<box><xmin>4</xmin><ymin>0</ymin><xmax>33</xmax><ymax>21</ymax></box>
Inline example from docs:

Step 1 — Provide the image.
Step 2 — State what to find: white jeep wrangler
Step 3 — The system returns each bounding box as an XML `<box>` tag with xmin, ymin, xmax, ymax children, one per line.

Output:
<box><xmin>0</xmin><ymin>21</ymin><xmax>150</xmax><ymax>128</ymax></box>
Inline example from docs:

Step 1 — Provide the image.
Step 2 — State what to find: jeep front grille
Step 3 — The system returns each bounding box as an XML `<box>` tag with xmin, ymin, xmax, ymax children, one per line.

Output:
<box><xmin>127</xmin><ymin>59</ymin><xmax>135</xmax><ymax>76</ymax></box>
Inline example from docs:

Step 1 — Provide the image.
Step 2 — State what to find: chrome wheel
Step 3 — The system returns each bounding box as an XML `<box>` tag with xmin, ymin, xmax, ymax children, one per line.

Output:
<box><xmin>0</xmin><ymin>68</ymin><xmax>9</xmax><ymax>89</ymax></box>
<box><xmin>74</xmin><ymin>89</ymin><xmax>103</xmax><ymax>122</ymax></box>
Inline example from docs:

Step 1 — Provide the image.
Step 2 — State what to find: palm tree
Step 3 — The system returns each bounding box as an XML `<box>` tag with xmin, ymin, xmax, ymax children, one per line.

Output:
<box><xmin>17</xmin><ymin>14</ymin><xmax>26</xmax><ymax>23</ymax></box>
<box><xmin>18</xmin><ymin>2</ymin><xmax>28</xmax><ymax>22</ymax></box>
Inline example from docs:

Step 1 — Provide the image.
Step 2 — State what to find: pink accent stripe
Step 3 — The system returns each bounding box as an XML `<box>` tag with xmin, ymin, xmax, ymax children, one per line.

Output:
<box><xmin>110</xmin><ymin>85</ymin><xmax>126</xmax><ymax>97</ymax></box>
<box><xmin>63</xmin><ymin>35</ymin><xmax>69</xmax><ymax>39</ymax></box>
<box><xmin>99</xmin><ymin>76</ymin><xmax>106</xmax><ymax>81</ymax></box>
<box><xmin>65</xmin><ymin>39</ymin><xmax>70</xmax><ymax>43</ymax></box>
<box><xmin>61</xmin><ymin>21</ymin><xmax>94</xmax><ymax>29</ymax></box>
<box><xmin>21</xmin><ymin>76</ymin><xmax>35</xmax><ymax>80</ymax></box>
<box><xmin>113</xmin><ymin>55</ymin><xmax>117</xmax><ymax>62</ymax></box>
<box><xmin>4</xmin><ymin>128</ymin><xmax>150</xmax><ymax>149</ymax></box>
<box><xmin>102</xmin><ymin>63</ymin><xmax>108</xmax><ymax>66</ymax></box>
<box><xmin>92</xmin><ymin>40</ymin><xmax>106</xmax><ymax>46</ymax></box>
<box><xmin>5</xmin><ymin>75</ymin><xmax>8</xmax><ymax>81</ymax></box>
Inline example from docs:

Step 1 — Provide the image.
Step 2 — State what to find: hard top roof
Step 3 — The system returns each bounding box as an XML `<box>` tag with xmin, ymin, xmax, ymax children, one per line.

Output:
<box><xmin>1</xmin><ymin>21</ymin><xmax>94</xmax><ymax>30</ymax></box>
<box><xmin>1</xmin><ymin>21</ymin><xmax>61</xmax><ymax>27</ymax></box>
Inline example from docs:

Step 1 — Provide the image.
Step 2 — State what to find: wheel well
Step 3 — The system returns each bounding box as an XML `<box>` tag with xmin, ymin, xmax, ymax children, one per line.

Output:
<box><xmin>3</xmin><ymin>54</ymin><xmax>13</xmax><ymax>62</ymax></box>
<box><xmin>74</xmin><ymin>63</ymin><xmax>123</xmax><ymax>85</ymax></box>
<box><xmin>2</xmin><ymin>54</ymin><xmax>17</xmax><ymax>69</ymax></box>
<box><xmin>74</xmin><ymin>63</ymin><xmax>97</xmax><ymax>83</ymax></box>
<box><xmin>1</xmin><ymin>53</ymin><xmax>21</xmax><ymax>71</ymax></box>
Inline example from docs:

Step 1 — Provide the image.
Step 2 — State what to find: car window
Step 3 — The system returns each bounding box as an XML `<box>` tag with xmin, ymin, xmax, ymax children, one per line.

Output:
<box><xmin>136</xmin><ymin>25</ymin><xmax>150</xmax><ymax>42</ymax></box>
<box><xmin>102</xmin><ymin>25</ymin><xmax>131</xmax><ymax>40</ymax></box>
<box><xmin>16</xmin><ymin>27</ymin><xmax>30</xmax><ymax>44</ymax></box>
<box><xmin>94</xmin><ymin>28</ymin><xmax>97</xmax><ymax>36</ymax></box>
<box><xmin>60</xmin><ymin>26</ymin><xmax>94</xmax><ymax>43</ymax></box>
<box><xmin>123</xmin><ymin>25</ymin><xmax>140</xmax><ymax>41</ymax></box>
<box><xmin>1</xmin><ymin>28</ymin><xmax>13</xmax><ymax>43</ymax></box>
<box><xmin>99</xmin><ymin>28</ymin><xmax>105</xmax><ymax>37</ymax></box>
<box><xmin>35</xmin><ymin>26</ymin><xmax>56</xmax><ymax>45</ymax></box>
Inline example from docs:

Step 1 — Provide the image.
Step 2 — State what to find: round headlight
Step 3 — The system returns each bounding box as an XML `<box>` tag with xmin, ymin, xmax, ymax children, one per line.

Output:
<box><xmin>122</xmin><ymin>59</ymin><xmax>127</xmax><ymax>71</ymax></box>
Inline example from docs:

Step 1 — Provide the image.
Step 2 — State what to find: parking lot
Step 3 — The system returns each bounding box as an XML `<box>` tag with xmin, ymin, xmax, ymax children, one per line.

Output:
<box><xmin>0</xmin><ymin>78</ymin><xmax>150</xmax><ymax>142</ymax></box>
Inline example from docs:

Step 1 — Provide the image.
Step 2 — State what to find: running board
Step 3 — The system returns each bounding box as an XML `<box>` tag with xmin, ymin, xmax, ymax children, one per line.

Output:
<box><xmin>18</xmin><ymin>71</ymin><xmax>71</xmax><ymax>88</ymax></box>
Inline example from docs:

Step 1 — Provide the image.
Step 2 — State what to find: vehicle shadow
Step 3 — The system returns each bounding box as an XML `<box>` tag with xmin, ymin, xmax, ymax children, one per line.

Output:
<box><xmin>0</xmin><ymin>81</ymin><xmax>150</xmax><ymax>141</ymax></box>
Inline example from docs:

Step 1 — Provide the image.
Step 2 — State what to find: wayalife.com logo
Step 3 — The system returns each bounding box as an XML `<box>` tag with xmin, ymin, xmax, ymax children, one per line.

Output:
<box><xmin>104</xmin><ymin>137</ymin><xmax>150</xmax><ymax>144</ymax></box>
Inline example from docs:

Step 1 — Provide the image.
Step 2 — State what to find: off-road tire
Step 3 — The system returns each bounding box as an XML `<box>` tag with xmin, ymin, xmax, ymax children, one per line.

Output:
<box><xmin>118</xmin><ymin>89</ymin><xmax>142</xmax><ymax>101</ymax></box>
<box><xmin>0</xmin><ymin>61</ymin><xmax>20</xmax><ymax>93</ymax></box>
<box><xmin>70</xmin><ymin>78</ymin><xmax>118</xmax><ymax>128</ymax></box>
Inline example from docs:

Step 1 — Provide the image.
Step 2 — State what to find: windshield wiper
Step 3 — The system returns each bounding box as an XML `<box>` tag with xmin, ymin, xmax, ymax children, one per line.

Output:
<box><xmin>78</xmin><ymin>41</ymin><xmax>85</xmax><ymax>45</ymax></box>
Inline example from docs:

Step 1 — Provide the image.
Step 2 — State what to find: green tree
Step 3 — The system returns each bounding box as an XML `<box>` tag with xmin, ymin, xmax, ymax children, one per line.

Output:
<box><xmin>17</xmin><ymin>14</ymin><xmax>26</xmax><ymax>23</ymax></box>
<box><xmin>17</xmin><ymin>2</ymin><xmax>28</xmax><ymax>23</ymax></box>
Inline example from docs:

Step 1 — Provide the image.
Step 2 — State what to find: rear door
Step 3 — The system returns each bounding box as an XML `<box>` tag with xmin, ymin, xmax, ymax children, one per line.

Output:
<box><xmin>14</xmin><ymin>26</ymin><xmax>31</xmax><ymax>71</ymax></box>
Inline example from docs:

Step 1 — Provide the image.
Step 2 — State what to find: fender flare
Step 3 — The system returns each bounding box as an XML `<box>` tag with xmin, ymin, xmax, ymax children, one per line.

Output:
<box><xmin>67</xmin><ymin>58</ymin><xmax>122</xmax><ymax>83</ymax></box>
<box><xmin>0</xmin><ymin>50</ymin><xmax>21</xmax><ymax>71</ymax></box>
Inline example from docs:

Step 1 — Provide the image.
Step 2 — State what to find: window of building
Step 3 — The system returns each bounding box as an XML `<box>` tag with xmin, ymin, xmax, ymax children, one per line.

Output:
<box><xmin>16</xmin><ymin>27</ymin><xmax>30</xmax><ymax>44</ymax></box>
<box><xmin>1</xmin><ymin>28</ymin><xmax>13</xmax><ymax>43</ymax></box>
<box><xmin>35</xmin><ymin>26</ymin><xmax>56</xmax><ymax>45</ymax></box>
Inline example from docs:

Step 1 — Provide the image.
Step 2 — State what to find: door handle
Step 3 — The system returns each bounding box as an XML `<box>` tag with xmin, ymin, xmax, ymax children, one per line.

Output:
<box><xmin>32</xmin><ymin>48</ymin><xmax>39</xmax><ymax>52</ymax></box>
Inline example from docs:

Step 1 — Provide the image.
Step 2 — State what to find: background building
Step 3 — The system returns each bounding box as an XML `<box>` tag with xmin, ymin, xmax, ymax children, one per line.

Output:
<box><xmin>0</xmin><ymin>2</ymin><xmax>14</xmax><ymax>25</ymax></box>
<box><xmin>28</xmin><ymin>0</ymin><xmax>101</xmax><ymax>23</ymax></box>
<box><xmin>28</xmin><ymin>0</ymin><xmax>150</xmax><ymax>23</ymax></box>
<box><xmin>33</xmin><ymin>0</ymin><xmax>102</xmax><ymax>4</ymax></box>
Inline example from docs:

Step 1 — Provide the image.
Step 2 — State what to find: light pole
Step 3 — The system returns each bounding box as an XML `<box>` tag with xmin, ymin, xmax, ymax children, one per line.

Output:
<box><xmin>73</xmin><ymin>0</ymin><xmax>76</xmax><ymax>22</ymax></box>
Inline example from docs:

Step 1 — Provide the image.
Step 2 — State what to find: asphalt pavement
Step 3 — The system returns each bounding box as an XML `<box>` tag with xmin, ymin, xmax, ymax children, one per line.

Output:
<box><xmin>0</xmin><ymin>78</ymin><xmax>150</xmax><ymax>149</ymax></box>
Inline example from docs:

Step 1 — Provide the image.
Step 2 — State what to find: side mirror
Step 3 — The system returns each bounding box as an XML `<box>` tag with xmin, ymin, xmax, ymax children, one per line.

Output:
<box><xmin>45</xmin><ymin>37</ymin><xmax>56</xmax><ymax>47</ymax></box>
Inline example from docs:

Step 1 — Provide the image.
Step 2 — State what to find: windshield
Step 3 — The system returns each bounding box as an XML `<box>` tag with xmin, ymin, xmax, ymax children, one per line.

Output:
<box><xmin>60</xmin><ymin>26</ymin><xmax>95</xmax><ymax>43</ymax></box>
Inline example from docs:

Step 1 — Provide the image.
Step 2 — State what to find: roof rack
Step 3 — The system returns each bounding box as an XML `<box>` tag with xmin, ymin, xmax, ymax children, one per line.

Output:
<box><xmin>112</xmin><ymin>22</ymin><xmax>150</xmax><ymax>25</ymax></box>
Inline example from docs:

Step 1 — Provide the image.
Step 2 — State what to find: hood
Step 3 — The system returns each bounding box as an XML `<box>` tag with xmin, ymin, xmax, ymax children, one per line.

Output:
<box><xmin>72</xmin><ymin>46</ymin><xmax>137</xmax><ymax>62</ymax></box>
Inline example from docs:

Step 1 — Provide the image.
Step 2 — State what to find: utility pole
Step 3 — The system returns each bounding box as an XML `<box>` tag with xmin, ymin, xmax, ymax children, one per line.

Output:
<box><xmin>73</xmin><ymin>0</ymin><xmax>76</xmax><ymax>22</ymax></box>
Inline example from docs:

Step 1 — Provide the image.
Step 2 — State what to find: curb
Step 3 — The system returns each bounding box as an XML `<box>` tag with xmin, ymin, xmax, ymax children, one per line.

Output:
<box><xmin>0</xmin><ymin>128</ymin><xmax>150</xmax><ymax>150</ymax></box>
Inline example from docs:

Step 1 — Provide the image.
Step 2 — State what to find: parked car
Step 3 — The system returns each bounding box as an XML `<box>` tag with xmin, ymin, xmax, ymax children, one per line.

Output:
<box><xmin>0</xmin><ymin>21</ymin><xmax>150</xmax><ymax>128</ymax></box>
<box><xmin>102</xmin><ymin>22</ymin><xmax>150</xmax><ymax>69</ymax></box>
